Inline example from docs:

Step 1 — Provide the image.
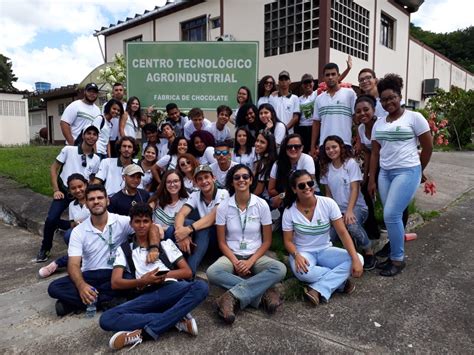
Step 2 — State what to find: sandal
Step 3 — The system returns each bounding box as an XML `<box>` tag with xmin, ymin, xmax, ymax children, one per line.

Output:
<box><xmin>379</xmin><ymin>261</ymin><xmax>406</xmax><ymax>277</ymax></box>
<box><xmin>304</xmin><ymin>286</ymin><xmax>320</xmax><ymax>306</ymax></box>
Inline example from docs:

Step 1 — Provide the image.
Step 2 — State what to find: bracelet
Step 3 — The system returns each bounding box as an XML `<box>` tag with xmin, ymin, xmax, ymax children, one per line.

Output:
<box><xmin>147</xmin><ymin>244</ymin><xmax>159</xmax><ymax>251</ymax></box>
<box><xmin>292</xmin><ymin>251</ymin><xmax>299</xmax><ymax>258</ymax></box>
<box><xmin>189</xmin><ymin>224</ymin><xmax>196</xmax><ymax>233</ymax></box>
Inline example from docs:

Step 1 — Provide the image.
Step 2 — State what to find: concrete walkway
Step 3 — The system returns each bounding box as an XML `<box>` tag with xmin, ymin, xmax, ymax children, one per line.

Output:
<box><xmin>0</xmin><ymin>151</ymin><xmax>473</xmax><ymax>353</ymax></box>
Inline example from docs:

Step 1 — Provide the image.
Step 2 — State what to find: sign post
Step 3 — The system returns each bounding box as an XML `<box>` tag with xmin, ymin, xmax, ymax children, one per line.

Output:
<box><xmin>127</xmin><ymin>42</ymin><xmax>258</xmax><ymax>110</ymax></box>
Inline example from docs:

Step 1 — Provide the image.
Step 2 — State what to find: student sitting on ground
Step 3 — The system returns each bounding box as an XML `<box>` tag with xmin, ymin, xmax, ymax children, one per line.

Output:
<box><xmin>99</xmin><ymin>203</ymin><xmax>208</xmax><ymax>351</ymax></box>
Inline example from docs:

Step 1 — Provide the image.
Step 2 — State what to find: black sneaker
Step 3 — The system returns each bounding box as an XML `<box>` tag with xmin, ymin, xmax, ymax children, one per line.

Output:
<box><xmin>36</xmin><ymin>249</ymin><xmax>50</xmax><ymax>263</ymax></box>
<box><xmin>375</xmin><ymin>242</ymin><xmax>391</xmax><ymax>258</ymax></box>
<box><xmin>55</xmin><ymin>300</ymin><xmax>75</xmax><ymax>317</ymax></box>
<box><xmin>363</xmin><ymin>255</ymin><xmax>376</xmax><ymax>270</ymax></box>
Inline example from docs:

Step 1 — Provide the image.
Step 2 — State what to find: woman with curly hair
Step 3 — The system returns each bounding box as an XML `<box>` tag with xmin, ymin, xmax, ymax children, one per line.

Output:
<box><xmin>258</xmin><ymin>103</ymin><xmax>287</xmax><ymax>148</ymax></box>
<box><xmin>368</xmin><ymin>73</ymin><xmax>432</xmax><ymax>276</ymax></box>
<box><xmin>235</xmin><ymin>103</ymin><xmax>260</xmax><ymax>139</ymax></box>
<box><xmin>257</xmin><ymin>75</ymin><xmax>276</xmax><ymax>107</ymax></box>
<box><xmin>177</xmin><ymin>153</ymin><xmax>200</xmax><ymax>194</ymax></box>
<box><xmin>189</xmin><ymin>130</ymin><xmax>216</xmax><ymax>165</ymax></box>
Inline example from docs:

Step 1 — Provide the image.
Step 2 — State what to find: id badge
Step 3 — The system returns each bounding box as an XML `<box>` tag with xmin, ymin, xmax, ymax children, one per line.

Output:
<box><xmin>239</xmin><ymin>241</ymin><xmax>247</xmax><ymax>250</ymax></box>
<box><xmin>107</xmin><ymin>254</ymin><xmax>116</xmax><ymax>265</ymax></box>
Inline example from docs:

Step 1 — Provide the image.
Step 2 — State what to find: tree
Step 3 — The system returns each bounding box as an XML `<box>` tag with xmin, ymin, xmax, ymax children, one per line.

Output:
<box><xmin>0</xmin><ymin>54</ymin><xmax>18</xmax><ymax>91</ymax></box>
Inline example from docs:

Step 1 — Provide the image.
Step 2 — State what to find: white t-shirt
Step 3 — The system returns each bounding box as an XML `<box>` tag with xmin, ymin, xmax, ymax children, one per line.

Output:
<box><xmin>183</xmin><ymin>176</ymin><xmax>199</xmax><ymax>194</ymax></box>
<box><xmin>271</xmin><ymin>122</ymin><xmax>286</xmax><ymax>146</ymax></box>
<box><xmin>268</xmin><ymin>93</ymin><xmax>300</xmax><ymax>127</ymax></box>
<box><xmin>320</xmin><ymin>158</ymin><xmax>367</xmax><ymax>213</ymax></box>
<box><xmin>257</xmin><ymin>96</ymin><xmax>270</xmax><ymax>108</ymax></box>
<box><xmin>156</xmin><ymin>140</ymin><xmax>169</xmax><ymax>161</ymax></box>
<box><xmin>152</xmin><ymin>198</ymin><xmax>187</xmax><ymax>230</ymax></box>
<box><xmin>210</xmin><ymin>161</ymin><xmax>237</xmax><ymax>188</ymax></box>
<box><xmin>232</xmin><ymin>147</ymin><xmax>256</xmax><ymax>169</ymax></box>
<box><xmin>183</xmin><ymin>119</ymin><xmax>212</xmax><ymax>140</ymax></box>
<box><xmin>216</xmin><ymin>194</ymin><xmax>272</xmax><ymax>256</ymax></box>
<box><xmin>61</xmin><ymin>100</ymin><xmax>101</xmax><ymax>143</ymax></box>
<box><xmin>68</xmin><ymin>200</ymin><xmax>90</xmax><ymax>223</ymax></box>
<box><xmin>124</xmin><ymin>114</ymin><xmax>140</xmax><ymax>139</ymax></box>
<box><xmin>298</xmin><ymin>91</ymin><xmax>317</xmax><ymax>127</ymax></box>
<box><xmin>185</xmin><ymin>188</ymin><xmax>229</xmax><ymax>218</ymax></box>
<box><xmin>114</xmin><ymin>239</ymin><xmax>183</xmax><ymax>279</ymax></box>
<box><xmin>282</xmin><ymin>196</ymin><xmax>342</xmax><ymax>253</ymax></box>
<box><xmin>372</xmin><ymin>110</ymin><xmax>430</xmax><ymax>170</ymax></box>
<box><xmin>102</xmin><ymin>100</ymin><xmax>126</xmax><ymax>140</ymax></box>
<box><xmin>157</xmin><ymin>154</ymin><xmax>178</xmax><ymax>171</ymax></box>
<box><xmin>313</xmin><ymin>87</ymin><xmax>357</xmax><ymax>146</ymax></box>
<box><xmin>96</xmin><ymin>159</ymin><xmax>138</xmax><ymax>196</ymax></box>
<box><xmin>270</xmin><ymin>153</ymin><xmax>315</xmax><ymax>178</ymax></box>
<box><xmin>208</xmin><ymin>122</ymin><xmax>231</xmax><ymax>142</ymax></box>
<box><xmin>197</xmin><ymin>146</ymin><xmax>216</xmax><ymax>165</ymax></box>
<box><xmin>358</xmin><ymin>123</ymin><xmax>373</xmax><ymax>151</ymax></box>
<box><xmin>68</xmin><ymin>213</ymin><xmax>133</xmax><ymax>271</ymax></box>
<box><xmin>55</xmin><ymin>146</ymin><xmax>100</xmax><ymax>191</ymax></box>
<box><xmin>92</xmin><ymin>115</ymin><xmax>113</xmax><ymax>155</ymax></box>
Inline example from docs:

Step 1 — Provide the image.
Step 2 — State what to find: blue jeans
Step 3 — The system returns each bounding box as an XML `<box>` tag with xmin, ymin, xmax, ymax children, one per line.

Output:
<box><xmin>40</xmin><ymin>197</ymin><xmax>72</xmax><ymax>252</ymax></box>
<box><xmin>54</xmin><ymin>228</ymin><xmax>72</xmax><ymax>268</ymax></box>
<box><xmin>330</xmin><ymin>207</ymin><xmax>371</xmax><ymax>250</ymax></box>
<box><xmin>99</xmin><ymin>280</ymin><xmax>208</xmax><ymax>340</ymax></box>
<box><xmin>48</xmin><ymin>269</ymin><xmax>121</xmax><ymax>311</ymax></box>
<box><xmin>166</xmin><ymin>219</ymin><xmax>219</xmax><ymax>276</ymax></box>
<box><xmin>378</xmin><ymin>166</ymin><xmax>421</xmax><ymax>261</ymax></box>
<box><xmin>289</xmin><ymin>247</ymin><xmax>363</xmax><ymax>301</ymax></box>
<box><xmin>207</xmin><ymin>255</ymin><xmax>287</xmax><ymax>309</ymax></box>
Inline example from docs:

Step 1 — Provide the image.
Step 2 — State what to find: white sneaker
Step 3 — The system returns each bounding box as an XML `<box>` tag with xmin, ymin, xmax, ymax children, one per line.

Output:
<box><xmin>38</xmin><ymin>261</ymin><xmax>58</xmax><ymax>278</ymax></box>
<box><xmin>175</xmin><ymin>314</ymin><xmax>198</xmax><ymax>336</ymax></box>
<box><xmin>109</xmin><ymin>329</ymin><xmax>142</xmax><ymax>350</ymax></box>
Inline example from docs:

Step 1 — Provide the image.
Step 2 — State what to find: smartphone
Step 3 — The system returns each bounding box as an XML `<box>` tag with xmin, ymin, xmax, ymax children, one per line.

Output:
<box><xmin>154</xmin><ymin>270</ymin><xmax>168</xmax><ymax>277</ymax></box>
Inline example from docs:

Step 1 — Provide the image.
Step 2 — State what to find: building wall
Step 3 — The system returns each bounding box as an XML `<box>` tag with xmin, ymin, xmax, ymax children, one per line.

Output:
<box><xmin>47</xmin><ymin>97</ymin><xmax>76</xmax><ymax>143</ymax></box>
<box><xmin>106</xmin><ymin>22</ymin><xmax>155</xmax><ymax>62</ymax></box>
<box><xmin>0</xmin><ymin>93</ymin><xmax>30</xmax><ymax>145</ymax></box>
<box><xmin>29</xmin><ymin>110</ymin><xmax>47</xmax><ymax>140</ymax></box>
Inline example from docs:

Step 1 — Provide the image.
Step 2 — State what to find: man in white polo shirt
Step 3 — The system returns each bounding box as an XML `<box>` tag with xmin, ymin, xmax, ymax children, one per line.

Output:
<box><xmin>47</xmin><ymin>184</ymin><xmax>160</xmax><ymax>316</ymax></box>
<box><xmin>36</xmin><ymin>125</ymin><xmax>101</xmax><ymax>262</ymax></box>
<box><xmin>210</xmin><ymin>141</ymin><xmax>236</xmax><ymax>188</ymax></box>
<box><xmin>310</xmin><ymin>62</ymin><xmax>357</xmax><ymax>157</ymax></box>
<box><xmin>60</xmin><ymin>83</ymin><xmax>101</xmax><ymax>145</ymax></box>
<box><xmin>169</xmin><ymin>165</ymin><xmax>229</xmax><ymax>276</ymax></box>
<box><xmin>95</xmin><ymin>136</ymin><xmax>139</xmax><ymax>196</ymax></box>
<box><xmin>268</xmin><ymin>70</ymin><xmax>300</xmax><ymax>131</ymax></box>
<box><xmin>183</xmin><ymin>108</ymin><xmax>212</xmax><ymax>140</ymax></box>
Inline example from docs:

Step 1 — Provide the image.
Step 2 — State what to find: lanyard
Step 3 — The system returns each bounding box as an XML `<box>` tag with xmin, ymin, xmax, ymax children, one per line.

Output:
<box><xmin>237</xmin><ymin>198</ymin><xmax>251</xmax><ymax>242</ymax></box>
<box><xmin>96</xmin><ymin>226</ymin><xmax>114</xmax><ymax>252</ymax></box>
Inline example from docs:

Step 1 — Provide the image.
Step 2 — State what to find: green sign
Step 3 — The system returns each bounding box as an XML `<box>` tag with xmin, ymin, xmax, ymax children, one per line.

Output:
<box><xmin>126</xmin><ymin>42</ymin><xmax>258</xmax><ymax>110</ymax></box>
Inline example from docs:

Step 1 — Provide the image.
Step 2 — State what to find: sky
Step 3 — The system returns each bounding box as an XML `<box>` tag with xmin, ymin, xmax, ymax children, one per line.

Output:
<box><xmin>1</xmin><ymin>0</ymin><xmax>472</xmax><ymax>91</ymax></box>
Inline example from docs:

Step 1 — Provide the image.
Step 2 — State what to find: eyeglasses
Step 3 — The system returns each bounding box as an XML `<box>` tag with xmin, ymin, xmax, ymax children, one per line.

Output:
<box><xmin>214</xmin><ymin>150</ymin><xmax>229</xmax><ymax>156</ymax></box>
<box><xmin>233</xmin><ymin>173</ymin><xmax>251</xmax><ymax>181</ymax></box>
<box><xmin>358</xmin><ymin>75</ymin><xmax>373</xmax><ymax>83</ymax></box>
<box><xmin>380</xmin><ymin>94</ymin><xmax>399</xmax><ymax>103</ymax></box>
<box><xmin>166</xmin><ymin>179</ymin><xmax>180</xmax><ymax>185</ymax></box>
<box><xmin>297</xmin><ymin>180</ymin><xmax>315</xmax><ymax>190</ymax></box>
<box><xmin>179</xmin><ymin>160</ymin><xmax>191</xmax><ymax>167</ymax></box>
<box><xmin>81</xmin><ymin>154</ymin><xmax>87</xmax><ymax>167</ymax></box>
<box><xmin>286</xmin><ymin>144</ymin><xmax>303</xmax><ymax>151</ymax></box>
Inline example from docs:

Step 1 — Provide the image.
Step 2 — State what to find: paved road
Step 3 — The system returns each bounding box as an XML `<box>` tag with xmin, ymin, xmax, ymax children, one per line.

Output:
<box><xmin>1</xmin><ymin>190</ymin><xmax>473</xmax><ymax>353</ymax></box>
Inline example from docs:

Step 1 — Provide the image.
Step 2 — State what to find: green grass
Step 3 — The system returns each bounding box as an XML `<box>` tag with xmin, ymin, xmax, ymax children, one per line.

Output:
<box><xmin>0</xmin><ymin>145</ymin><xmax>61</xmax><ymax>196</ymax></box>
<box><xmin>419</xmin><ymin>210</ymin><xmax>440</xmax><ymax>221</ymax></box>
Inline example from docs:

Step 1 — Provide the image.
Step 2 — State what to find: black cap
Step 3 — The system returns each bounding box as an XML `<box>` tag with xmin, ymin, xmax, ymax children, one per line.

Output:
<box><xmin>278</xmin><ymin>70</ymin><xmax>290</xmax><ymax>80</ymax></box>
<box><xmin>83</xmin><ymin>125</ymin><xmax>99</xmax><ymax>134</ymax></box>
<box><xmin>85</xmin><ymin>83</ymin><xmax>99</xmax><ymax>92</ymax></box>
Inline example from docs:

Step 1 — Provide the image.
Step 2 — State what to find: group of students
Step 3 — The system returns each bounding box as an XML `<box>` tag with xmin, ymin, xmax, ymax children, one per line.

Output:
<box><xmin>36</xmin><ymin>60</ymin><xmax>432</xmax><ymax>350</ymax></box>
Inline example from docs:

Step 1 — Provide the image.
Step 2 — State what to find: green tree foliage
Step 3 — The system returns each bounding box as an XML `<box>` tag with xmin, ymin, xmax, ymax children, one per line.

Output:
<box><xmin>410</xmin><ymin>24</ymin><xmax>474</xmax><ymax>73</ymax></box>
<box><xmin>0</xmin><ymin>54</ymin><xmax>18</xmax><ymax>91</ymax></box>
<box><xmin>425</xmin><ymin>87</ymin><xmax>474</xmax><ymax>149</ymax></box>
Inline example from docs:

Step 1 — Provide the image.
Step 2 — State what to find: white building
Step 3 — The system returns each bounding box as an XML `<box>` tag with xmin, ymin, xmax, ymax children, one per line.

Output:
<box><xmin>94</xmin><ymin>0</ymin><xmax>473</xmax><ymax>109</ymax></box>
<box><xmin>0</xmin><ymin>90</ymin><xmax>30</xmax><ymax>146</ymax></box>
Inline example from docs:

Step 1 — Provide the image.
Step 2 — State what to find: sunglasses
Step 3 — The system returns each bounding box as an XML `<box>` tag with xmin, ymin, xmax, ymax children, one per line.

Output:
<box><xmin>233</xmin><ymin>173</ymin><xmax>251</xmax><ymax>181</ymax></box>
<box><xmin>179</xmin><ymin>160</ymin><xmax>191</xmax><ymax>167</ymax></box>
<box><xmin>297</xmin><ymin>180</ymin><xmax>315</xmax><ymax>190</ymax></box>
<box><xmin>81</xmin><ymin>154</ymin><xmax>87</xmax><ymax>167</ymax></box>
<box><xmin>265</xmin><ymin>81</ymin><xmax>274</xmax><ymax>85</ymax></box>
<box><xmin>215</xmin><ymin>150</ymin><xmax>229</xmax><ymax>156</ymax></box>
<box><xmin>286</xmin><ymin>144</ymin><xmax>303</xmax><ymax>151</ymax></box>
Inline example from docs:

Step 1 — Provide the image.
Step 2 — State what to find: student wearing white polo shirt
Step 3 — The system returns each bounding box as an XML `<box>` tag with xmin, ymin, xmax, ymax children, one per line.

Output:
<box><xmin>208</xmin><ymin>105</ymin><xmax>232</xmax><ymax>143</ymax></box>
<box><xmin>268</xmin><ymin>134</ymin><xmax>316</xmax><ymax>209</ymax></box>
<box><xmin>207</xmin><ymin>165</ymin><xmax>286</xmax><ymax>324</ymax></box>
<box><xmin>210</xmin><ymin>141</ymin><xmax>237</xmax><ymax>188</ymax></box>
<box><xmin>296</xmin><ymin>73</ymin><xmax>318</xmax><ymax>154</ymax></box>
<box><xmin>282</xmin><ymin>170</ymin><xmax>363</xmax><ymax>306</ymax></box>
<box><xmin>36</xmin><ymin>125</ymin><xmax>101</xmax><ymax>263</ymax></box>
<box><xmin>60</xmin><ymin>83</ymin><xmax>101</xmax><ymax>145</ymax></box>
<box><xmin>170</xmin><ymin>165</ymin><xmax>229</xmax><ymax>276</ymax></box>
<box><xmin>310</xmin><ymin>63</ymin><xmax>357</xmax><ymax>157</ymax></box>
<box><xmin>93</xmin><ymin>98</ymin><xmax>124</xmax><ymax>159</ymax></box>
<box><xmin>47</xmin><ymin>184</ymin><xmax>161</xmax><ymax>316</ymax></box>
<box><xmin>95</xmin><ymin>136</ymin><xmax>139</xmax><ymax>196</ymax></box>
<box><xmin>183</xmin><ymin>108</ymin><xmax>212</xmax><ymax>140</ymax></box>
<box><xmin>268</xmin><ymin>70</ymin><xmax>300</xmax><ymax>131</ymax></box>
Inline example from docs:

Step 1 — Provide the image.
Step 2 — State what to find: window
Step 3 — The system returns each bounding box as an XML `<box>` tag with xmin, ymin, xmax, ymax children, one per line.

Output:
<box><xmin>380</xmin><ymin>13</ymin><xmax>395</xmax><ymax>49</ymax></box>
<box><xmin>123</xmin><ymin>35</ymin><xmax>143</xmax><ymax>54</ymax></box>
<box><xmin>264</xmin><ymin>0</ymin><xmax>320</xmax><ymax>57</ymax></box>
<box><xmin>406</xmin><ymin>99</ymin><xmax>420</xmax><ymax>110</ymax></box>
<box><xmin>210</xmin><ymin>17</ymin><xmax>221</xmax><ymax>29</ymax></box>
<box><xmin>0</xmin><ymin>100</ymin><xmax>25</xmax><ymax>117</ymax></box>
<box><xmin>58</xmin><ymin>103</ymin><xmax>65</xmax><ymax>116</ymax></box>
<box><xmin>181</xmin><ymin>16</ymin><xmax>207</xmax><ymax>41</ymax></box>
<box><xmin>330</xmin><ymin>0</ymin><xmax>370</xmax><ymax>61</ymax></box>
